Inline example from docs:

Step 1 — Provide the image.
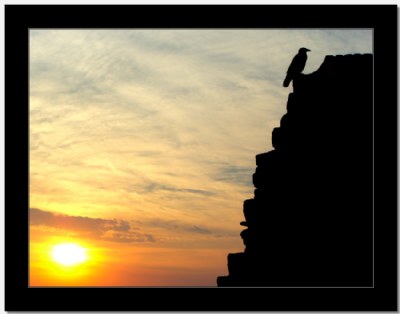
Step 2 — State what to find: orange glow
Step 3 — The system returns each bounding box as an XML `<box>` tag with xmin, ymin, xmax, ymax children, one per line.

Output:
<box><xmin>29</xmin><ymin>237</ymin><xmax>108</xmax><ymax>286</ymax></box>
<box><xmin>29</xmin><ymin>231</ymin><xmax>236</xmax><ymax>286</ymax></box>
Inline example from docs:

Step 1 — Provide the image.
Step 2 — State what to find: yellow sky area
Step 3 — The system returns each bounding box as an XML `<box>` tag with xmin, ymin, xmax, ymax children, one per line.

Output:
<box><xmin>30</xmin><ymin>177</ymin><xmax>249</xmax><ymax>241</ymax></box>
<box><xmin>30</xmin><ymin>172</ymin><xmax>250</xmax><ymax>223</ymax></box>
<box><xmin>29</xmin><ymin>66</ymin><xmax>269</xmax><ymax>289</ymax></box>
<box><xmin>29</xmin><ymin>133</ymin><xmax>251</xmax><ymax>287</ymax></box>
<box><xmin>30</xmin><ymin>231</ymin><xmax>235</xmax><ymax>286</ymax></box>
<box><xmin>29</xmin><ymin>104</ymin><xmax>259</xmax><ymax>222</ymax></box>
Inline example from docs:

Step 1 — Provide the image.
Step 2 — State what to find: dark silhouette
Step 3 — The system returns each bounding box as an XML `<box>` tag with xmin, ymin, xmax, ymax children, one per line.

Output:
<box><xmin>283</xmin><ymin>47</ymin><xmax>310</xmax><ymax>87</ymax></box>
<box><xmin>218</xmin><ymin>53</ymin><xmax>373</xmax><ymax>287</ymax></box>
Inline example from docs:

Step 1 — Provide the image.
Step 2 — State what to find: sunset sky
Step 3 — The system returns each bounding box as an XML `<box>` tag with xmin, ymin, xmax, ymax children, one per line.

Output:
<box><xmin>29</xmin><ymin>29</ymin><xmax>372</xmax><ymax>286</ymax></box>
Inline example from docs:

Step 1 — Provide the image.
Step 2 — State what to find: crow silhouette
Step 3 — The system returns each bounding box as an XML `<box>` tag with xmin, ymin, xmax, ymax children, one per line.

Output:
<box><xmin>283</xmin><ymin>48</ymin><xmax>310</xmax><ymax>87</ymax></box>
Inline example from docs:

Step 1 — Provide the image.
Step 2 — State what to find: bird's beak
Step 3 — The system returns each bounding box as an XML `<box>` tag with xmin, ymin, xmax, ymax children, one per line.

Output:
<box><xmin>306</xmin><ymin>48</ymin><xmax>311</xmax><ymax>51</ymax></box>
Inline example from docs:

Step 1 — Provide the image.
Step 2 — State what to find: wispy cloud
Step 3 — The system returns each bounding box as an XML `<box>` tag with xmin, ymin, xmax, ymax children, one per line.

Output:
<box><xmin>30</xmin><ymin>208</ymin><xmax>155</xmax><ymax>243</ymax></box>
<box><xmin>141</xmin><ymin>182</ymin><xmax>216</xmax><ymax>196</ymax></box>
<box><xmin>212</xmin><ymin>164</ymin><xmax>254</xmax><ymax>187</ymax></box>
<box><xmin>138</xmin><ymin>218</ymin><xmax>239</xmax><ymax>240</ymax></box>
<box><xmin>140</xmin><ymin>218</ymin><xmax>212</xmax><ymax>235</ymax></box>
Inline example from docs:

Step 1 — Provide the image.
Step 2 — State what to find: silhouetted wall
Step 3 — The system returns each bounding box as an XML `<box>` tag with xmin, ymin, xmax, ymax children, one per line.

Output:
<box><xmin>218</xmin><ymin>54</ymin><xmax>373</xmax><ymax>287</ymax></box>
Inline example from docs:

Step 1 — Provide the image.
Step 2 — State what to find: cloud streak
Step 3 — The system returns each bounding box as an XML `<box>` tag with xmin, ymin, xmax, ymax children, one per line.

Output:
<box><xmin>30</xmin><ymin>208</ymin><xmax>155</xmax><ymax>243</ymax></box>
<box><xmin>141</xmin><ymin>218</ymin><xmax>212</xmax><ymax>235</ymax></box>
<box><xmin>141</xmin><ymin>182</ymin><xmax>216</xmax><ymax>196</ymax></box>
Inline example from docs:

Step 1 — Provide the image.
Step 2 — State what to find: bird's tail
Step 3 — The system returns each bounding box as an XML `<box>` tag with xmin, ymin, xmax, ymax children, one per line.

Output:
<box><xmin>283</xmin><ymin>75</ymin><xmax>291</xmax><ymax>87</ymax></box>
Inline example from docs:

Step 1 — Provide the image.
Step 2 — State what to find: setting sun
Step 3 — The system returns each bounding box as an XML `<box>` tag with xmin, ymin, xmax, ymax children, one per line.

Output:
<box><xmin>51</xmin><ymin>243</ymin><xmax>88</xmax><ymax>266</ymax></box>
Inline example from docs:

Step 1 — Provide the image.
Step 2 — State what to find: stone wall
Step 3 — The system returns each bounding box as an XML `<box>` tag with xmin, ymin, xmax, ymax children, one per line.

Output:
<box><xmin>217</xmin><ymin>54</ymin><xmax>373</xmax><ymax>287</ymax></box>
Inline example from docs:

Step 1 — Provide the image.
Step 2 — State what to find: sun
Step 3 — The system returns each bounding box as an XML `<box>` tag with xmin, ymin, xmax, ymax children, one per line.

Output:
<box><xmin>51</xmin><ymin>243</ymin><xmax>88</xmax><ymax>266</ymax></box>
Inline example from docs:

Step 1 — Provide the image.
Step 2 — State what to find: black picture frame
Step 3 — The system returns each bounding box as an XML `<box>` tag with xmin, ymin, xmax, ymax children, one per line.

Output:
<box><xmin>5</xmin><ymin>4</ymin><xmax>397</xmax><ymax>311</ymax></box>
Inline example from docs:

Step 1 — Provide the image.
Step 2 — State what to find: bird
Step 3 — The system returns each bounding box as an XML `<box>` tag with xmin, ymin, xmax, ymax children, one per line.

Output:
<box><xmin>283</xmin><ymin>48</ymin><xmax>310</xmax><ymax>87</ymax></box>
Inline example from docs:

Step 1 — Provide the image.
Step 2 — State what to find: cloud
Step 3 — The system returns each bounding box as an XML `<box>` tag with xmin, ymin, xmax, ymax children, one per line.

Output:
<box><xmin>30</xmin><ymin>208</ymin><xmax>155</xmax><ymax>243</ymax></box>
<box><xmin>212</xmin><ymin>164</ymin><xmax>253</xmax><ymax>187</ymax></box>
<box><xmin>141</xmin><ymin>182</ymin><xmax>215</xmax><ymax>196</ymax></box>
<box><xmin>188</xmin><ymin>226</ymin><xmax>212</xmax><ymax>235</ymax></box>
<box><xmin>140</xmin><ymin>218</ymin><xmax>239</xmax><ymax>238</ymax></box>
<box><xmin>141</xmin><ymin>218</ymin><xmax>212</xmax><ymax>235</ymax></box>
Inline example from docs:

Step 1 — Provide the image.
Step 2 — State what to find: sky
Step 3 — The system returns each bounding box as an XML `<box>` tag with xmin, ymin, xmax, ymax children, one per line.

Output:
<box><xmin>29</xmin><ymin>29</ymin><xmax>372</xmax><ymax>286</ymax></box>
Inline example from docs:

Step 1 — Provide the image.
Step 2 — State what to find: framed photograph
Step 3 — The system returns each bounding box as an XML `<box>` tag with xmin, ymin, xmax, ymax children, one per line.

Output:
<box><xmin>5</xmin><ymin>4</ymin><xmax>397</xmax><ymax>311</ymax></box>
